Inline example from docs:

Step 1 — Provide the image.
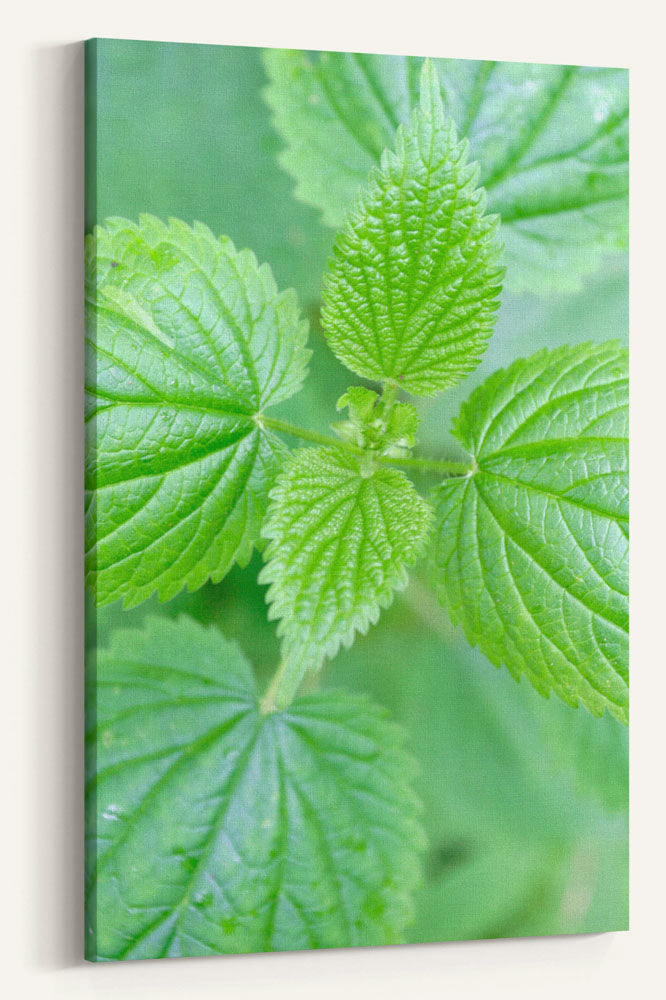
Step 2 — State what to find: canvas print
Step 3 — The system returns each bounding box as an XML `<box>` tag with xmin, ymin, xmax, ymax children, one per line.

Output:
<box><xmin>84</xmin><ymin>39</ymin><xmax>629</xmax><ymax>960</ymax></box>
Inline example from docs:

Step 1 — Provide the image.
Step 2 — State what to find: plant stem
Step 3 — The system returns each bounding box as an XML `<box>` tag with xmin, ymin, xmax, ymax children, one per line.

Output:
<box><xmin>259</xmin><ymin>414</ymin><xmax>474</xmax><ymax>478</ymax></box>
<box><xmin>379</xmin><ymin>454</ymin><xmax>474</xmax><ymax>477</ymax></box>
<box><xmin>380</xmin><ymin>381</ymin><xmax>398</xmax><ymax>412</ymax></box>
<box><xmin>260</xmin><ymin>652</ymin><xmax>307</xmax><ymax>715</ymax></box>
<box><xmin>259</xmin><ymin>415</ymin><xmax>363</xmax><ymax>454</ymax></box>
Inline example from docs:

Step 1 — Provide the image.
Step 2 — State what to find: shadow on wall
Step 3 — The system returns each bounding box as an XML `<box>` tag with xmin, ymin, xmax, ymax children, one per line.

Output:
<box><xmin>28</xmin><ymin>42</ymin><xmax>85</xmax><ymax>969</ymax></box>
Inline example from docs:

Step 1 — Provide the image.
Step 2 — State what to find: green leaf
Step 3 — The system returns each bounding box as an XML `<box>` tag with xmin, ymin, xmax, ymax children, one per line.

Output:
<box><xmin>259</xmin><ymin>447</ymin><xmax>433</xmax><ymax>680</ymax></box>
<box><xmin>336</xmin><ymin>386</ymin><xmax>380</xmax><ymax>426</ymax></box>
<box><xmin>263</xmin><ymin>50</ymin><xmax>628</xmax><ymax>292</ymax></box>
<box><xmin>384</xmin><ymin>401</ymin><xmax>420</xmax><ymax>451</ymax></box>
<box><xmin>85</xmin><ymin>215</ymin><xmax>309</xmax><ymax>608</ymax></box>
<box><xmin>334</xmin><ymin>388</ymin><xmax>419</xmax><ymax>455</ymax></box>
<box><xmin>430</xmin><ymin>342</ymin><xmax>628</xmax><ymax>723</ymax></box>
<box><xmin>321</xmin><ymin>61</ymin><xmax>503</xmax><ymax>396</ymax></box>
<box><xmin>86</xmin><ymin>616</ymin><xmax>423</xmax><ymax>959</ymax></box>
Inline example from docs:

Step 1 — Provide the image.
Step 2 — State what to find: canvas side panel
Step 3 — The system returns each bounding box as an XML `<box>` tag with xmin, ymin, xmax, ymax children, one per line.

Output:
<box><xmin>83</xmin><ymin>36</ymin><xmax>99</xmax><ymax>963</ymax></box>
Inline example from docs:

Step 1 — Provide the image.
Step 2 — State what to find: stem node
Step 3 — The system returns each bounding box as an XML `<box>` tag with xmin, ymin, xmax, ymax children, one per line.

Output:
<box><xmin>262</xmin><ymin>415</ymin><xmax>474</xmax><ymax>478</ymax></box>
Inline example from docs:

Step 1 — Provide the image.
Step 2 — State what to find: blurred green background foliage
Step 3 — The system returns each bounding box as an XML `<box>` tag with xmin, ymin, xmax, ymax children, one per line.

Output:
<box><xmin>86</xmin><ymin>38</ymin><xmax>628</xmax><ymax>943</ymax></box>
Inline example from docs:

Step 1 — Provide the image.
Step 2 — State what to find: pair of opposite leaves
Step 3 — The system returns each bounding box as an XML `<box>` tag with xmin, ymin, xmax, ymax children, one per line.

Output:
<box><xmin>85</xmin><ymin>59</ymin><xmax>628</xmax><ymax>960</ymax></box>
<box><xmin>86</xmin><ymin>62</ymin><xmax>628</xmax><ymax>724</ymax></box>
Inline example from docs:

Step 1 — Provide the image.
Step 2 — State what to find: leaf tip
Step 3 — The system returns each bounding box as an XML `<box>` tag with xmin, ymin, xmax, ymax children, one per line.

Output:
<box><xmin>419</xmin><ymin>58</ymin><xmax>443</xmax><ymax>120</ymax></box>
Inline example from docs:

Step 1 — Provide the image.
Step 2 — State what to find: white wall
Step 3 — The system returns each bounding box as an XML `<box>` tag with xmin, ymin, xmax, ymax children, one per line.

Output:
<box><xmin>3</xmin><ymin>2</ymin><xmax>664</xmax><ymax>997</ymax></box>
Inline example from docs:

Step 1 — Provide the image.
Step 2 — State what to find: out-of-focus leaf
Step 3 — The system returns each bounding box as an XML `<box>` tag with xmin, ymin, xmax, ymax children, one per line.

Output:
<box><xmin>264</xmin><ymin>49</ymin><xmax>628</xmax><ymax>292</ymax></box>
<box><xmin>86</xmin><ymin>616</ymin><xmax>424</xmax><ymax>959</ymax></box>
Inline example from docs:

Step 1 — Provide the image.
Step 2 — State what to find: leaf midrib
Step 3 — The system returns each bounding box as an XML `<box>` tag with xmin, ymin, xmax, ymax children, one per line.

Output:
<box><xmin>482</xmin><ymin>435</ymin><xmax>628</xmax><ymax>463</ymax></box>
<box><xmin>471</xmin><ymin>357</ymin><xmax>627</xmax><ymax>457</ymax></box>
<box><xmin>486</xmin><ymin>109</ymin><xmax>628</xmax><ymax>185</ymax></box>
<box><xmin>474</xmin><ymin>476</ymin><xmax>628</xmax><ymax>635</ymax></box>
<box><xmin>90</xmin><ymin>431</ymin><xmax>261</xmax><ymax>580</ymax></box>
<box><xmin>86</xmin><ymin>391</ymin><xmax>256</xmax><ymax>422</ymax></box>
<box><xmin>117</xmin><ymin>721</ymin><xmax>263</xmax><ymax>960</ymax></box>
<box><xmin>147</xmin><ymin>236</ymin><xmax>264</xmax><ymax>407</ymax></box>
<box><xmin>478</xmin><ymin>488</ymin><xmax>628</xmax><ymax>704</ymax></box>
<box><xmin>89</xmin><ymin>708</ymin><xmax>255</xmax><ymax>901</ymax></box>
<box><xmin>476</xmin><ymin>465</ymin><xmax>629</xmax><ymax>526</ymax></box>
<box><xmin>88</xmin><ymin>304</ymin><xmax>253</xmax><ymax>411</ymax></box>
<box><xmin>481</xmin><ymin>66</ymin><xmax>574</xmax><ymax>191</ymax></box>
<box><xmin>89</xmin><ymin>422</ymin><xmax>257</xmax><ymax>490</ymax></box>
<box><xmin>498</xmin><ymin>188</ymin><xmax>628</xmax><ymax>224</ymax></box>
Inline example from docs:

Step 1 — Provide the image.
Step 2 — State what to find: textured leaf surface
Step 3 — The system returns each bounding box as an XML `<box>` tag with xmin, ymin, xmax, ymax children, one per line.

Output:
<box><xmin>430</xmin><ymin>342</ymin><xmax>628</xmax><ymax>722</ymax></box>
<box><xmin>86</xmin><ymin>616</ymin><xmax>423</xmax><ymax>960</ymax></box>
<box><xmin>85</xmin><ymin>216</ymin><xmax>309</xmax><ymax>607</ymax></box>
<box><xmin>334</xmin><ymin>388</ymin><xmax>420</xmax><ymax>455</ymax></box>
<box><xmin>321</xmin><ymin>62</ymin><xmax>502</xmax><ymax>395</ymax></box>
<box><xmin>264</xmin><ymin>50</ymin><xmax>628</xmax><ymax>292</ymax></box>
<box><xmin>260</xmin><ymin>447</ymin><xmax>433</xmax><ymax>672</ymax></box>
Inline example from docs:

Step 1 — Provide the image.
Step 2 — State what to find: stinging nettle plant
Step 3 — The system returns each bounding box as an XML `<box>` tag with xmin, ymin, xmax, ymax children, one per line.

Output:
<box><xmin>85</xmin><ymin>61</ymin><xmax>628</xmax><ymax>959</ymax></box>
